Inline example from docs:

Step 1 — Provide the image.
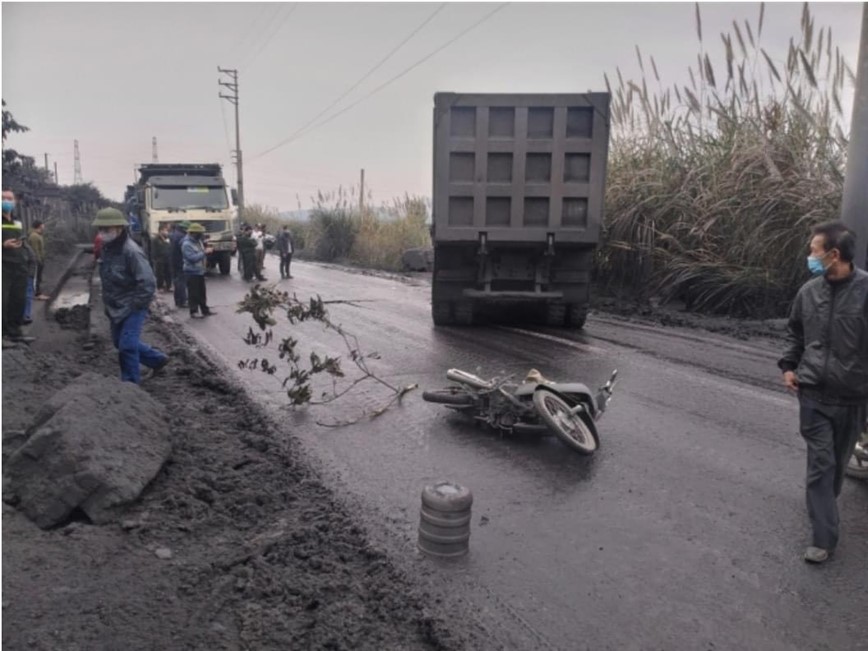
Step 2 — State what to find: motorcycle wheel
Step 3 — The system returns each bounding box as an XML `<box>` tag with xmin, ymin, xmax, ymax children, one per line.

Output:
<box><xmin>422</xmin><ymin>388</ymin><xmax>474</xmax><ymax>406</ymax></box>
<box><xmin>845</xmin><ymin>427</ymin><xmax>868</xmax><ymax>480</ymax></box>
<box><xmin>533</xmin><ymin>389</ymin><xmax>598</xmax><ymax>455</ymax></box>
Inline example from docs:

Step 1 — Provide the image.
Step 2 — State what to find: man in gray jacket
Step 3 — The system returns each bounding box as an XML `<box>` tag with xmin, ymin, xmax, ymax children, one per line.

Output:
<box><xmin>778</xmin><ymin>221</ymin><xmax>868</xmax><ymax>564</ymax></box>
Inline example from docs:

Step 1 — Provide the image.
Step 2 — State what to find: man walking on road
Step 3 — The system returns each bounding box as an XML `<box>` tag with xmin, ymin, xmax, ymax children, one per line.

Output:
<box><xmin>2</xmin><ymin>189</ymin><xmax>34</xmax><ymax>344</ymax></box>
<box><xmin>181</xmin><ymin>223</ymin><xmax>215</xmax><ymax>318</ymax></box>
<box><xmin>170</xmin><ymin>220</ymin><xmax>189</xmax><ymax>309</ymax></box>
<box><xmin>93</xmin><ymin>208</ymin><xmax>168</xmax><ymax>384</ymax></box>
<box><xmin>277</xmin><ymin>225</ymin><xmax>294</xmax><ymax>279</ymax></box>
<box><xmin>778</xmin><ymin>221</ymin><xmax>868</xmax><ymax>564</ymax></box>
<box><xmin>28</xmin><ymin>220</ymin><xmax>50</xmax><ymax>300</ymax></box>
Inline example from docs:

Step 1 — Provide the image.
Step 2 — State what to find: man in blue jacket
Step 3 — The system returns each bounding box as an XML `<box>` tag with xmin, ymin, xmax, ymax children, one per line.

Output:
<box><xmin>93</xmin><ymin>208</ymin><xmax>168</xmax><ymax>383</ymax></box>
<box><xmin>181</xmin><ymin>223</ymin><xmax>215</xmax><ymax>318</ymax></box>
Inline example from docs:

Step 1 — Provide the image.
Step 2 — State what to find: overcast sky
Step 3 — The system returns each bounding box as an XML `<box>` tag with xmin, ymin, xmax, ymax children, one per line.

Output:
<box><xmin>2</xmin><ymin>1</ymin><xmax>863</xmax><ymax>210</ymax></box>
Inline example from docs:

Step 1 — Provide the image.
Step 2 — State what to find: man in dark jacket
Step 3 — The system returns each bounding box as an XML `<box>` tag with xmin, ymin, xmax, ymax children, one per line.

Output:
<box><xmin>93</xmin><ymin>208</ymin><xmax>168</xmax><ymax>383</ymax></box>
<box><xmin>778</xmin><ymin>221</ymin><xmax>868</xmax><ymax>564</ymax></box>
<box><xmin>151</xmin><ymin>225</ymin><xmax>172</xmax><ymax>292</ymax></box>
<box><xmin>170</xmin><ymin>220</ymin><xmax>189</xmax><ymax>308</ymax></box>
<box><xmin>276</xmin><ymin>225</ymin><xmax>294</xmax><ymax>279</ymax></box>
<box><xmin>2</xmin><ymin>189</ymin><xmax>34</xmax><ymax>344</ymax></box>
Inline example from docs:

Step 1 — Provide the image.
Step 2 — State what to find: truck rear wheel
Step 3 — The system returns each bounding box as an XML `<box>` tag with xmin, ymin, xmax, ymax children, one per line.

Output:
<box><xmin>432</xmin><ymin>301</ymin><xmax>453</xmax><ymax>326</ymax></box>
<box><xmin>545</xmin><ymin>302</ymin><xmax>567</xmax><ymax>327</ymax></box>
<box><xmin>568</xmin><ymin>303</ymin><xmax>589</xmax><ymax>329</ymax></box>
<box><xmin>454</xmin><ymin>301</ymin><xmax>475</xmax><ymax>326</ymax></box>
<box><xmin>219</xmin><ymin>254</ymin><xmax>231</xmax><ymax>275</ymax></box>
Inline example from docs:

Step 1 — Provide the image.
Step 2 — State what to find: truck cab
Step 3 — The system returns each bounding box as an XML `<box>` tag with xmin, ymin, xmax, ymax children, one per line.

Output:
<box><xmin>133</xmin><ymin>164</ymin><xmax>238</xmax><ymax>275</ymax></box>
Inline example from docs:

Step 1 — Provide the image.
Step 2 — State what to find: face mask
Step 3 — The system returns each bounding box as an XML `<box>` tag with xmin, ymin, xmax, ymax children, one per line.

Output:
<box><xmin>2</xmin><ymin>200</ymin><xmax>14</xmax><ymax>213</ymax></box>
<box><xmin>100</xmin><ymin>230</ymin><xmax>119</xmax><ymax>244</ymax></box>
<box><xmin>807</xmin><ymin>253</ymin><xmax>829</xmax><ymax>276</ymax></box>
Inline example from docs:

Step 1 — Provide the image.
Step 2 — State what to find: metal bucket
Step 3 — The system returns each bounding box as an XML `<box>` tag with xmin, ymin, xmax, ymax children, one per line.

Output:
<box><xmin>418</xmin><ymin>481</ymin><xmax>473</xmax><ymax>558</ymax></box>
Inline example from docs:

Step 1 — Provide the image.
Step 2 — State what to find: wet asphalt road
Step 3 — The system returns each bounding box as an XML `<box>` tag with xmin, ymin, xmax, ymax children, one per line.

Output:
<box><xmin>167</xmin><ymin>256</ymin><xmax>867</xmax><ymax>651</ymax></box>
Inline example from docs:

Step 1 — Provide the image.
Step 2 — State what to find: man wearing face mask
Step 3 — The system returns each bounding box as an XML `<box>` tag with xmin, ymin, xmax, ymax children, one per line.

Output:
<box><xmin>2</xmin><ymin>189</ymin><xmax>35</xmax><ymax>344</ymax></box>
<box><xmin>181</xmin><ymin>222</ymin><xmax>215</xmax><ymax>318</ymax></box>
<box><xmin>778</xmin><ymin>221</ymin><xmax>868</xmax><ymax>564</ymax></box>
<box><xmin>93</xmin><ymin>207</ymin><xmax>168</xmax><ymax>383</ymax></box>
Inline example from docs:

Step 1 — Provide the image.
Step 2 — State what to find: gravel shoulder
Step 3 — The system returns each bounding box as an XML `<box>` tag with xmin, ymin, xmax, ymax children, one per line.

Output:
<box><xmin>2</xmin><ymin>255</ymin><xmax>487</xmax><ymax>651</ymax></box>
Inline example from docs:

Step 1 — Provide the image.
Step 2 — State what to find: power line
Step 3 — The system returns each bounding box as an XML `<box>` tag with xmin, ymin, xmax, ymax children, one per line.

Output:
<box><xmin>242</xmin><ymin>4</ymin><xmax>297</xmax><ymax>70</ymax></box>
<box><xmin>258</xmin><ymin>3</ymin><xmax>446</xmax><ymax>156</ymax></box>
<box><xmin>227</xmin><ymin>5</ymin><xmax>271</xmax><ymax>60</ymax></box>
<box><xmin>252</xmin><ymin>3</ymin><xmax>508</xmax><ymax>161</ymax></box>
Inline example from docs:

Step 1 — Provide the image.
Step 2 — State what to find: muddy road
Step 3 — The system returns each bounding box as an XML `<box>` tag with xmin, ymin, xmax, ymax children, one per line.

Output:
<box><xmin>169</xmin><ymin>256</ymin><xmax>867</xmax><ymax>651</ymax></box>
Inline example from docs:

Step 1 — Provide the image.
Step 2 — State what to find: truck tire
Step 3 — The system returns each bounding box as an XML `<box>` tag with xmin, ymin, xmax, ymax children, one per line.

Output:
<box><xmin>432</xmin><ymin>301</ymin><xmax>453</xmax><ymax>326</ymax></box>
<box><xmin>219</xmin><ymin>254</ymin><xmax>231</xmax><ymax>275</ymax></box>
<box><xmin>568</xmin><ymin>303</ymin><xmax>589</xmax><ymax>329</ymax></box>
<box><xmin>454</xmin><ymin>301</ymin><xmax>475</xmax><ymax>326</ymax></box>
<box><xmin>545</xmin><ymin>302</ymin><xmax>567</xmax><ymax>327</ymax></box>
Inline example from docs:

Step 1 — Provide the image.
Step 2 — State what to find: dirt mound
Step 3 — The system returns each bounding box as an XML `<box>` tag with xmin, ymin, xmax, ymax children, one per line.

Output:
<box><xmin>2</xmin><ymin>319</ymin><xmax>482</xmax><ymax>650</ymax></box>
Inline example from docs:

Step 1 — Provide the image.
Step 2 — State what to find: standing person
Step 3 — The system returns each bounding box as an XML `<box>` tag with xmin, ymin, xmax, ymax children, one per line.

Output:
<box><xmin>182</xmin><ymin>223</ymin><xmax>215</xmax><ymax>318</ymax></box>
<box><xmin>170</xmin><ymin>220</ymin><xmax>189</xmax><ymax>309</ymax></box>
<box><xmin>778</xmin><ymin>221</ymin><xmax>868</xmax><ymax>564</ymax></box>
<box><xmin>237</xmin><ymin>225</ymin><xmax>265</xmax><ymax>282</ymax></box>
<box><xmin>28</xmin><ymin>220</ymin><xmax>50</xmax><ymax>300</ymax></box>
<box><xmin>92</xmin><ymin>207</ymin><xmax>168</xmax><ymax>384</ymax></box>
<box><xmin>21</xmin><ymin>229</ymin><xmax>37</xmax><ymax>325</ymax></box>
<box><xmin>151</xmin><ymin>225</ymin><xmax>173</xmax><ymax>293</ymax></box>
<box><xmin>2</xmin><ymin>189</ymin><xmax>34</xmax><ymax>344</ymax></box>
<box><xmin>252</xmin><ymin>223</ymin><xmax>266</xmax><ymax>275</ymax></box>
<box><xmin>277</xmin><ymin>225</ymin><xmax>294</xmax><ymax>279</ymax></box>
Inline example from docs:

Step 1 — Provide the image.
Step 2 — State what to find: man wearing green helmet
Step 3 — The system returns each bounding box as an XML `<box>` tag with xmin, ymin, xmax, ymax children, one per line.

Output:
<box><xmin>181</xmin><ymin>222</ymin><xmax>215</xmax><ymax>318</ymax></box>
<box><xmin>93</xmin><ymin>207</ymin><xmax>169</xmax><ymax>383</ymax></box>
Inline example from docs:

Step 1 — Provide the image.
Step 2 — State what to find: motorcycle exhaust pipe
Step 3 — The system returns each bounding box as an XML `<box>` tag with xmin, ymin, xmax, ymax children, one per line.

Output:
<box><xmin>446</xmin><ymin>369</ymin><xmax>493</xmax><ymax>391</ymax></box>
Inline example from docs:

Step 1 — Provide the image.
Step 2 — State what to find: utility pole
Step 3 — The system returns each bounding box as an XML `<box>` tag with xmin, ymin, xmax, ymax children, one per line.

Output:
<box><xmin>359</xmin><ymin>168</ymin><xmax>365</xmax><ymax>212</ymax></box>
<box><xmin>73</xmin><ymin>140</ymin><xmax>83</xmax><ymax>185</ymax></box>
<box><xmin>841</xmin><ymin>3</ymin><xmax>868</xmax><ymax>269</ymax></box>
<box><xmin>152</xmin><ymin>136</ymin><xmax>159</xmax><ymax>163</ymax></box>
<box><xmin>54</xmin><ymin>162</ymin><xmax>59</xmax><ymax>185</ymax></box>
<box><xmin>44</xmin><ymin>153</ymin><xmax>49</xmax><ymax>171</ymax></box>
<box><xmin>218</xmin><ymin>66</ymin><xmax>244</xmax><ymax>221</ymax></box>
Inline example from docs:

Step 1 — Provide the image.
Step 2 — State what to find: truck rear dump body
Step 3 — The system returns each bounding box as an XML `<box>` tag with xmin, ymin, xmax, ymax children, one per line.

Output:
<box><xmin>431</xmin><ymin>93</ymin><xmax>610</xmax><ymax>327</ymax></box>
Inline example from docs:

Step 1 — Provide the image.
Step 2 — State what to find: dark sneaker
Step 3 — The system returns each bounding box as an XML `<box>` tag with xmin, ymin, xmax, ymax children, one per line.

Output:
<box><xmin>22</xmin><ymin>318</ymin><xmax>33</xmax><ymax>325</ymax></box>
<box><xmin>190</xmin><ymin>312</ymin><xmax>203</xmax><ymax>319</ymax></box>
<box><xmin>202</xmin><ymin>310</ymin><xmax>216</xmax><ymax>317</ymax></box>
<box><xmin>804</xmin><ymin>546</ymin><xmax>830</xmax><ymax>564</ymax></box>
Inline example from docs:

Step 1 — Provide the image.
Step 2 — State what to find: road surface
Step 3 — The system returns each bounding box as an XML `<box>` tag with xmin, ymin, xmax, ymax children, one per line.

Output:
<box><xmin>162</xmin><ymin>256</ymin><xmax>867</xmax><ymax>651</ymax></box>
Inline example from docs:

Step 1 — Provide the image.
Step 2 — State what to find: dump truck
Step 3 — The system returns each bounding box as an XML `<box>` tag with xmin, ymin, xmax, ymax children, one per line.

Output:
<box><xmin>430</xmin><ymin>92</ymin><xmax>611</xmax><ymax>327</ymax></box>
<box><xmin>127</xmin><ymin>163</ymin><xmax>237</xmax><ymax>274</ymax></box>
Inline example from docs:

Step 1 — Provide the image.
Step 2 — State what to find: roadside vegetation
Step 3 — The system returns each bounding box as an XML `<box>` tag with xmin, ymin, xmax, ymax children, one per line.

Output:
<box><xmin>2</xmin><ymin>100</ymin><xmax>115</xmax><ymax>255</ymax></box>
<box><xmin>598</xmin><ymin>3</ymin><xmax>854</xmax><ymax>317</ymax></box>
<box><xmin>244</xmin><ymin>187</ymin><xmax>431</xmax><ymax>272</ymax></box>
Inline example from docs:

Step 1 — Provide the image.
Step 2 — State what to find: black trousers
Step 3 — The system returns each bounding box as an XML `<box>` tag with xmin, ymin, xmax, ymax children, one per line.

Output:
<box><xmin>35</xmin><ymin>262</ymin><xmax>45</xmax><ymax>295</ymax></box>
<box><xmin>242</xmin><ymin>252</ymin><xmax>261</xmax><ymax>281</ymax></box>
<box><xmin>154</xmin><ymin>259</ymin><xmax>172</xmax><ymax>290</ymax></box>
<box><xmin>280</xmin><ymin>253</ymin><xmax>293</xmax><ymax>277</ymax></box>
<box><xmin>2</xmin><ymin>265</ymin><xmax>29</xmax><ymax>336</ymax></box>
<box><xmin>799</xmin><ymin>396</ymin><xmax>867</xmax><ymax>550</ymax></box>
<box><xmin>186</xmin><ymin>274</ymin><xmax>209</xmax><ymax>315</ymax></box>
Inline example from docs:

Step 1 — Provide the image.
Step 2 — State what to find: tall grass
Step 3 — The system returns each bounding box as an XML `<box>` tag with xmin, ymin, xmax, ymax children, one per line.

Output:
<box><xmin>600</xmin><ymin>2</ymin><xmax>854</xmax><ymax>317</ymax></box>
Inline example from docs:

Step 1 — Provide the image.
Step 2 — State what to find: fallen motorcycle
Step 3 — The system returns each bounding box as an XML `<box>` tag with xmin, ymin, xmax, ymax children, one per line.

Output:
<box><xmin>422</xmin><ymin>368</ymin><xmax>618</xmax><ymax>455</ymax></box>
<box><xmin>846</xmin><ymin>423</ymin><xmax>868</xmax><ymax>480</ymax></box>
